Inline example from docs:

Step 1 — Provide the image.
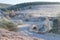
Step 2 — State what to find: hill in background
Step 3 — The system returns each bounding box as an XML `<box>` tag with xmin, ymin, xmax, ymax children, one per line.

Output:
<box><xmin>0</xmin><ymin>3</ymin><xmax>12</xmax><ymax>8</ymax></box>
<box><xmin>7</xmin><ymin>2</ymin><xmax>60</xmax><ymax>10</ymax></box>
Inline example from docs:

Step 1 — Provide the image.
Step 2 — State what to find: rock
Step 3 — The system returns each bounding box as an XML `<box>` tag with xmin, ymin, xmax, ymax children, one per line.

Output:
<box><xmin>18</xmin><ymin>20</ymin><xmax>23</xmax><ymax>25</ymax></box>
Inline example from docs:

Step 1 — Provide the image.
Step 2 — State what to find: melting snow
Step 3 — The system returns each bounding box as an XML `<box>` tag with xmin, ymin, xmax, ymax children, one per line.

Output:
<box><xmin>17</xmin><ymin>24</ymin><xmax>60</xmax><ymax>40</ymax></box>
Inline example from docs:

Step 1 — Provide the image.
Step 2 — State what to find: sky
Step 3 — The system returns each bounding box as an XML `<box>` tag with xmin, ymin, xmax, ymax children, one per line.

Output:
<box><xmin>0</xmin><ymin>0</ymin><xmax>60</xmax><ymax>5</ymax></box>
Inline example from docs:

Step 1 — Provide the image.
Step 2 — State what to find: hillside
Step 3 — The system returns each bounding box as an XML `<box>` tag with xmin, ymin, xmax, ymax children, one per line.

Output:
<box><xmin>0</xmin><ymin>3</ymin><xmax>12</xmax><ymax>8</ymax></box>
<box><xmin>7</xmin><ymin>2</ymin><xmax>60</xmax><ymax>10</ymax></box>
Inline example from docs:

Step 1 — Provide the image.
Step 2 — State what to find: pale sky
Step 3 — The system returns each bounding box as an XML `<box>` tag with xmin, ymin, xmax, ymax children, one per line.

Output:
<box><xmin>0</xmin><ymin>0</ymin><xmax>60</xmax><ymax>5</ymax></box>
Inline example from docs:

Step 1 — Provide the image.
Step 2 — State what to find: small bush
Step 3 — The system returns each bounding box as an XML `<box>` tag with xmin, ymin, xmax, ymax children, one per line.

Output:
<box><xmin>49</xmin><ymin>19</ymin><xmax>59</xmax><ymax>34</ymax></box>
<box><xmin>0</xmin><ymin>23</ymin><xmax>7</xmax><ymax>29</ymax></box>
<box><xmin>0</xmin><ymin>17</ymin><xmax>17</xmax><ymax>32</ymax></box>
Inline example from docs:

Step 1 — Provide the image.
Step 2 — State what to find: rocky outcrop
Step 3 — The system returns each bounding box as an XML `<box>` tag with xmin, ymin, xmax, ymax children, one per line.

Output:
<box><xmin>0</xmin><ymin>29</ymin><xmax>43</xmax><ymax>40</ymax></box>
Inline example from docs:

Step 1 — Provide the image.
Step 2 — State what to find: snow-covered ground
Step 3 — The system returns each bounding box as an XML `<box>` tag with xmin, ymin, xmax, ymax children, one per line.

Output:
<box><xmin>17</xmin><ymin>23</ymin><xmax>60</xmax><ymax>40</ymax></box>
